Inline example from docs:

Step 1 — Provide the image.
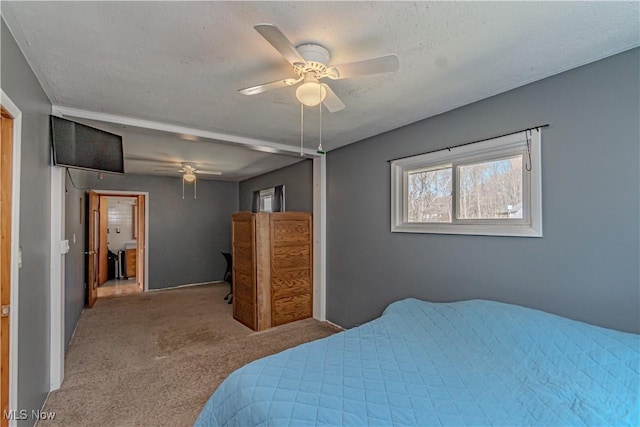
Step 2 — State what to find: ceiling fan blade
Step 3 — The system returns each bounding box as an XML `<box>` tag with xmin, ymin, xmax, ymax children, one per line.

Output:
<box><xmin>195</xmin><ymin>170</ymin><xmax>223</xmax><ymax>176</ymax></box>
<box><xmin>254</xmin><ymin>24</ymin><xmax>305</xmax><ymax>66</ymax></box>
<box><xmin>238</xmin><ymin>77</ymin><xmax>300</xmax><ymax>96</ymax></box>
<box><xmin>321</xmin><ymin>84</ymin><xmax>345</xmax><ymax>113</ymax></box>
<box><xmin>327</xmin><ymin>54</ymin><xmax>399</xmax><ymax>80</ymax></box>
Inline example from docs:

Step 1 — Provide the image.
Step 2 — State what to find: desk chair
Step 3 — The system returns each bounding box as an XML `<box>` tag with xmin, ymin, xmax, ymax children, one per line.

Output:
<box><xmin>221</xmin><ymin>252</ymin><xmax>232</xmax><ymax>304</ymax></box>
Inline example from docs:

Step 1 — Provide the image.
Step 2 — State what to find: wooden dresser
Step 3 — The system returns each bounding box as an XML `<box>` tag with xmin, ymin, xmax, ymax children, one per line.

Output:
<box><xmin>125</xmin><ymin>248</ymin><xmax>136</xmax><ymax>278</ymax></box>
<box><xmin>232</xmin><ymin>212</ymin><xmax>313</xmax><ymax>331</ymax></box>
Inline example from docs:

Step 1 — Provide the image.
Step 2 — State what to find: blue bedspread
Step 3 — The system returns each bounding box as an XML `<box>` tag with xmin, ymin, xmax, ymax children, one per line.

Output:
<box><xmin>195</xmin><ymin>299</ymin><xmax>640</xmax><ymax>426</ymax></box>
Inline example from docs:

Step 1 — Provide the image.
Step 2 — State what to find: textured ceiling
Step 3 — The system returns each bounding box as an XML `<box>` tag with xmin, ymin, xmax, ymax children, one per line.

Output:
<box><xmin>3</xmin><ymin>1</ymin><xmax>639</xmax><ymax>180</ymax></box>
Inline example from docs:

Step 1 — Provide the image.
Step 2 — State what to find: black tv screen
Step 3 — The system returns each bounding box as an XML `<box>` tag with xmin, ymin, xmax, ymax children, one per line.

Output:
<box><xmin>51</xmin><ymin>115</ymin><xmax>124</xmax><ymax>174</ymax></box>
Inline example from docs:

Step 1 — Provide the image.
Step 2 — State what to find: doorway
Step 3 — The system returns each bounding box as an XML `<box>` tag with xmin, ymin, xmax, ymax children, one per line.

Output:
<box><xmin>1</xmin><ymin>107</ymin><xmax>14</xmax><ymax>427</ymax></box>
<box><xmin>98</xmin><ymin>195</ymin><xmax>142</xmax><ymax>297</ymax></box>
<box><xmin>1</xmin><ymin>96</ymin><xmax>21</xmax><ymax>427</ymax></box>
<box><xmin>86</xmin><ymin>191</ymin><xmax>148</xmax><ymax>306</ymax></box>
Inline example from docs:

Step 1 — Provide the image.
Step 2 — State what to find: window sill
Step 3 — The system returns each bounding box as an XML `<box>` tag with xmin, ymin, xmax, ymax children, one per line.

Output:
<box><xmin>391</xmin><ymin>222</ymin><xmax>542</xmax><ymax>237</ymax></box>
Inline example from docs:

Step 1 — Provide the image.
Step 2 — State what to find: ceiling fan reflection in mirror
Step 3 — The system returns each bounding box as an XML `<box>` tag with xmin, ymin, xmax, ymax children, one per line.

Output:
<box><xmin>239</xmin><ymin>24</ymin><xmax>400</xmax><ymax>112</ymax></box>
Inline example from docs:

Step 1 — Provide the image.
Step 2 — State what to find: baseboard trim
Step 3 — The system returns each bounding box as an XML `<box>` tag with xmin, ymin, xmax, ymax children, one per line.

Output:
<box><xmin>323</xmin><ymin>319</ymin><xmax>345</xmax><ymax>331</ymax></box>
<box><xmin>146</xmin><ymin>280</ymin><xmax>226</xmax><ymax>292</ymax></box>
<box><xmin>33</xmin><ymin>391</ymin><xmax>51</xmax><ymax>427</ymax></box>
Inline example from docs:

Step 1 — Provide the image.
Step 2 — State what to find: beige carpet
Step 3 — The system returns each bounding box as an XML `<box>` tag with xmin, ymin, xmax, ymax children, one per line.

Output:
<box><xmin>41</xmin><ymin>283</ymin><xmax>341</xmax><ymax>427</ymax></box>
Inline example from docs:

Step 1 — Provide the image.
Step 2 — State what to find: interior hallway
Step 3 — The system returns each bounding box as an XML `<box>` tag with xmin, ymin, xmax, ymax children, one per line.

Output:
<box><xmin>97</xmin><ymin>278</ymin><xmax>140</xmax><ymax>298</ymax></box>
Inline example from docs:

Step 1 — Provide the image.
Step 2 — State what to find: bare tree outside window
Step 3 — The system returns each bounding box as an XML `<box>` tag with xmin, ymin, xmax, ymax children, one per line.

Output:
<box><xmin>458</xmin><ymin>156</ymin><xmax>523</xmax><ymax>220</ymax></box>
<box><xmin>407</xmin><ymin>166</ymin><xmax>452</xmax><ymax>222</ymax></box>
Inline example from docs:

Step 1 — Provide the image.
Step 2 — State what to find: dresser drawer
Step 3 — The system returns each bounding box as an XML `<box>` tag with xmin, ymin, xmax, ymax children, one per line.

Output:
<box><xmin>125</xmin><ymin>248</ymin><xmax>136</xmax><ymax>277</ymax></box>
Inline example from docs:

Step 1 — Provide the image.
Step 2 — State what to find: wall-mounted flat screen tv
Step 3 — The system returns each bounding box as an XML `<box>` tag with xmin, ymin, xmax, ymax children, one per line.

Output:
<box><xmin>51</xmin><ymin>115</ymin><xmax>125</xmax><ymax>174</ymax></box>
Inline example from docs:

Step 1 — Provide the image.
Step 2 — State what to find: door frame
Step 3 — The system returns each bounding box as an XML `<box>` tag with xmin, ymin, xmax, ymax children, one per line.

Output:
<box><xmin>91</xmin><ymin>190</ymin><xmax>149</xmax><ymax>292</ymax></box>
<box><xmin>97</xmin><ymin>195</ymin><xmax>109</xmax><ymax>287</ymax></box>
<box><xmin>1</xmin><ymin>90</ymin><xmax>22</xmax><ymax>427</ymax></box>
<box><xmin>86</xmin><ymin>191</ymin><xmax>99</xmax><ymax>308</ymax></box>
<box><xmin>96</xmin><ymin>193</ymin><xmax>147</xmax><ymax>293</ymax></box>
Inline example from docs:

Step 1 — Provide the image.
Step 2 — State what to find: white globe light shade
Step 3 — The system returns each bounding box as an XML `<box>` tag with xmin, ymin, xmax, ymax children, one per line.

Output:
<box><xmin>296</xmin><ymin>82</ymin><xmax>327</xmax><ymax>107</ymax></box>
<box><xmin>183</xmin><ymin>171</ymin><xmax>196</xmax><ymax>182</ymax></box>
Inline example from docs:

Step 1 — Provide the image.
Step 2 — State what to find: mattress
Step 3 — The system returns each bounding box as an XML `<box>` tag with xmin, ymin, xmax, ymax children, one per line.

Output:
<box><xmin>195</xmin><ymin>298</ymin><xmax>640</xmax><ymax>426</ymax></box>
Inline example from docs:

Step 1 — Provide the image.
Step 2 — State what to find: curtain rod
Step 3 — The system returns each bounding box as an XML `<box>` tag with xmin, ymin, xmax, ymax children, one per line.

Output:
<box><xmin>387</xmin><ymin>124</ymin><xmax>550</xmax><ymax>163</ymax></box>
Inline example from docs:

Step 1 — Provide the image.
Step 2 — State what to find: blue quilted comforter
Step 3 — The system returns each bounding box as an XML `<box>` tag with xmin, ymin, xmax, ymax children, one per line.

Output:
<box><xmin>195</xmin><ymin>299</ymin><xmax>640</xmax><ymax>426</ymax></box>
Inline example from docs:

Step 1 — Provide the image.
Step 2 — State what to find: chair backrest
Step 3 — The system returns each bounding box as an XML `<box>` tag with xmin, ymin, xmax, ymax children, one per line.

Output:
<box><xmin>221</xmin><ymin>251</ymin><xmax>232</xmax><ymax>267</ymax></box>
<box><xmin>221</xmin><ymin>252</ymin><xmax>232</xmax><ymax>284</ymax></box>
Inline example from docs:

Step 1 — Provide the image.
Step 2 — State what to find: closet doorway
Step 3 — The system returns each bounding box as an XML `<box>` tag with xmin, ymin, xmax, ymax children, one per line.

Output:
<box><xmin>86</xmin><ymin>191</ymin><xmax>147</xmax><ymax>305</ymax></box>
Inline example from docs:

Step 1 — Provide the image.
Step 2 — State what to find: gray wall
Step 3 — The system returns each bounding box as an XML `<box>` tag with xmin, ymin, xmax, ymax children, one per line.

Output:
<box><xmin>63</xmin><ymin>172</ymin><xmax>89</xmax><ymax>350</ymax></box>
<box><xmin>326</xmin><ymin>48</ymin><xmax>640</xmax><ymax>334</ymax></box>
<box><xmin>239</xmin><ymin>159</ymin><xmax>313</xmax><ymax>212</ymax></box>
<box><xmin>87</xmin><ymin>172</ymin><xmax>238</xmax><ymax>289</ymax></box>
<box><xmin>1</xmin><ymin>18</ymin><xmax>52</xmax><ymax>424</ymax></box>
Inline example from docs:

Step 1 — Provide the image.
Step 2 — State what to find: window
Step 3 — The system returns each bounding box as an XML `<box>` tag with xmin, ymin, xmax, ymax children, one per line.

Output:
<box><xmin>252</xmin><ymin>185</ymin><xmax>285</xmax><ymax>213</ymax></box>
<box><xmin>391</xmin><ymin>129</ymin><xmax>542</xmax><ymax>237</ymax></box>
<box><xmin>259</xmin><ymin>188</ymin><xmax>275</xmax><ymax>212</ymax></box>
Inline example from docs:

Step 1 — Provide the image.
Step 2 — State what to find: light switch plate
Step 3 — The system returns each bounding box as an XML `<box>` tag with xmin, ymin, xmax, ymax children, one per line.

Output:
<box><xmin>61</xmin><ymin>239</ymin><xmax>70</xmax><ymax>254</ymax></box>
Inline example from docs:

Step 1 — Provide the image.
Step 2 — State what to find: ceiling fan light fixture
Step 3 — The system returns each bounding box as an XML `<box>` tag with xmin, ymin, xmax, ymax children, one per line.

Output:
<box><xmin>296</xmin><ymin>75</ymin><xmax>326</xmax><ymax>107</ymax></box>
<box><xmin>242</xmin><ymin>24</ymin><xmax>399</xmax><ymax>111</ymax></box>
<box><xmin>183</xmin><ymin>171</ymin><xmax>196</xmax><ymax>182</ymax></box>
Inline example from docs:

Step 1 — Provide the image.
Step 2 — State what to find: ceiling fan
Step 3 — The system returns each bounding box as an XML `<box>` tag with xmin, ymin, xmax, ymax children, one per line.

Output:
<box><xmin>153</xmin><ymin>163</ymin><xmax>222</xmax><ymax>181</ymax></box>
<box><xmin>126</xmin><ymin>156</ymin><xmax>221</xmax><ymax>198</ymax></box>
<box><xmin>152</xmin><ymin>163</ymin><xmax>221</xmax><ymax>199</ymax></box>
<box><xmin>239</xmin><ymin>24</ymin><xmax>400</xmax><ymax>112</ymax></box>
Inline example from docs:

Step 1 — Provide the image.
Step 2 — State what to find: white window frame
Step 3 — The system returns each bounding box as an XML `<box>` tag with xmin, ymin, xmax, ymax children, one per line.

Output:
<box><xmin>391</xmin><ymin>129</ymin><xmax>542</xmax><ymax>237</ymax></box>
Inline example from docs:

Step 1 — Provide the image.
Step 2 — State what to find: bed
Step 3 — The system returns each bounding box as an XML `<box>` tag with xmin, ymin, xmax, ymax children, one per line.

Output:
<box><xmin>195</xmin><ymin>298</ymin><xmax>639</xmax><ymax>426</ymax></box>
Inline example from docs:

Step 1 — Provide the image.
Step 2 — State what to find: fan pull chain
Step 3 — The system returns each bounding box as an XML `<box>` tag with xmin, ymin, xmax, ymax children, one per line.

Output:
<box><xmin>317</xmin><ymin>85</ymin><xmax>323</xmax><ymax>154</ymax></box>
<box><xmin>182</xmin><ymin>175</ymin><xmax>197</xmax><ymax>199</ymax></box>
<box><xmin>300</xmin><ymin>103</ymin><xmax>305</xmax><ymax>156</ymax></box>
